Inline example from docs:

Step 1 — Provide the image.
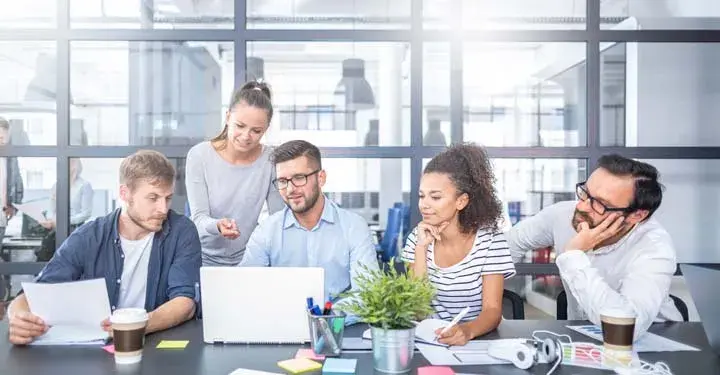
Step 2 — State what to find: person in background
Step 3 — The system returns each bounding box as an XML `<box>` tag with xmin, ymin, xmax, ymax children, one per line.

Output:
<box><xmin>240</xmin><ymin>140</ymin><xmax>379</xmax><ymax>299</ymax></box>
<box><xmin>0</xmin><ymin>117</ymin><xmax>24</xmax><ymax>299</ymax></box>
<box><xmin>402</xmin><ymin>143</ymin><xmax>516</xmax><ymax>346</ymax></box>
<box><xmin>36</xmin><ymin>158</ymin><xmax>94</xmax><ymax>261</ymax></box>
<box><xmin>185</xmin><ymin>81</ymin><xmax>284</xmax><ymax>266</ymax></box>
<box><xmin>6</xmin><ymin>150</ymin><xmax>201</xmax><ymax>345</ymax></box>
<box><xmin>507</xmin><ymin>155</ymin><xmax>682</xmax><ymax>339</ymax></box>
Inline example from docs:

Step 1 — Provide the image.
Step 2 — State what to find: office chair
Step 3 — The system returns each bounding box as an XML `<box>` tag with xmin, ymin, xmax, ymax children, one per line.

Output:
<box><xmin>377</xmin><ymin>207</ymin><xmax>403</xmax><ymax>263</ymax></box>
<box><xmin>502</xmin><ymin>289</ymin><xmax>525</xmax><ymax>320</ymax></box>
<box><xmin>555</xmin><ymin>290</ymin><xmax>690</xmax><ymax>322</ymax></box>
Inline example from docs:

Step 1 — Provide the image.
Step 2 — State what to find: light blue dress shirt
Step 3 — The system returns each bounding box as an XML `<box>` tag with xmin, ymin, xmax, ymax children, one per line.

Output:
<box><xmin>239</xmin><ymin>197</ymin><xmax>379</xmax><ymax>299</ymax></box>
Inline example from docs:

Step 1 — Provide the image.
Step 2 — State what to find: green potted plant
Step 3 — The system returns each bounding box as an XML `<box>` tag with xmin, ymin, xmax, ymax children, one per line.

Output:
<box><xmin>339</xmin><ymin>261</ymin><xmax>435</xmax><ymax>373</ymax></box>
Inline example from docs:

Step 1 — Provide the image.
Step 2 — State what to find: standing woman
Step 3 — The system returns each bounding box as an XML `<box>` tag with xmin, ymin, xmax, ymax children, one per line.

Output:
<box><xmin>186</xmin><ymin>81</ymin><xmax>284</xmax><ymax>266</ymax></box>
<box><xmin>401</xmin><ymin>143</ymin><xmax>516</xmax><ymax>346</ymax></box>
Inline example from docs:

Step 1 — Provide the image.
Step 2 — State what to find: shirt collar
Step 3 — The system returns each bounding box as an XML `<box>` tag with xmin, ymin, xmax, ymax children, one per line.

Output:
<box><xmin>282</xmin><ymin>196</ymin><xmax>336</xmax><ymax>230</ymax></box>
<box><xmin>111</xmin><ymin>208</ymin><xmax>172</xmax><ymax>244</ymax></box>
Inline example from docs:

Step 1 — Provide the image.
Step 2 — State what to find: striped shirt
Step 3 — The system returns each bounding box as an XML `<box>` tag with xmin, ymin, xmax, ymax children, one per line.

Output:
<box><xmin>401</xmin><ymin>227</ymin><xmax>516</xmax><ymax>322</ymax></box>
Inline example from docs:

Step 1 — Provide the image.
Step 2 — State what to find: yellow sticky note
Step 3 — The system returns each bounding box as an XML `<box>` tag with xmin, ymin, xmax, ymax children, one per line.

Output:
<box><xmin>156</xmin><ymin>340</ymin><xmax>189</xmax><ymax>349</ymax></box>
<box><xmin>277</xmin><ymin>358</ymin><xmax>322</xmax><ymax>374</ymax></box>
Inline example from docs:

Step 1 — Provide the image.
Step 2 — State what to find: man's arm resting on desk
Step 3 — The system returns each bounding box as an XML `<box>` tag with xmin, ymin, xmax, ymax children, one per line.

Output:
<box><xmin>145</xmin><ymin>297</ymin><xmax>196</xmax><ymax>334</ymax></box>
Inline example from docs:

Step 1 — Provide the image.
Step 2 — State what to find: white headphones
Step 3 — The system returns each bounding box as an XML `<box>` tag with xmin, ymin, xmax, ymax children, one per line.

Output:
<box><xmin>487</xmin><ymin>337</ymin><xmax>563</xmax><ymax>375</ymax></box>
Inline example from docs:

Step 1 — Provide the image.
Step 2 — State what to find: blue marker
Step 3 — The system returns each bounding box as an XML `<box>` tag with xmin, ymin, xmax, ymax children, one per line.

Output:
<box><xmin>307</xmin><ymin>297</ymin><xmax>314</xmax><ymax>310</ymax></box>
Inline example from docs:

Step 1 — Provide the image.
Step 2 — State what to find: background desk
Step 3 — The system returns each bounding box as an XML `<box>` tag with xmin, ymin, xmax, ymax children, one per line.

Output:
<box><xmin>1</xmin><ymin>320</ymin><xmax>718</xmax><ymax>375</ymax></box>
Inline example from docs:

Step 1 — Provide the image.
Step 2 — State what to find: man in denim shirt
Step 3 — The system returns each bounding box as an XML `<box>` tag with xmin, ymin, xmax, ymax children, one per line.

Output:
<box><xmin>7</xmin><ymin>150</ymin><xmax>201</xmax><ymax>345</ymax></box>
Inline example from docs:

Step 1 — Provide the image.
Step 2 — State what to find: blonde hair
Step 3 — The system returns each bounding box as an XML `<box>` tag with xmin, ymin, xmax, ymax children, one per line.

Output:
<box><xmin>119</xmin><ymin>150</ymin><xmax>175</xmax><ymax>190</ymax></box>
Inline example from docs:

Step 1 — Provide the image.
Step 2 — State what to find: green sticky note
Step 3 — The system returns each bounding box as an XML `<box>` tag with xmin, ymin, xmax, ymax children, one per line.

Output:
<box><xmin>156</xmin><ymin>340</ymin><xmax>189</xmax><ymax>349</ymax></box>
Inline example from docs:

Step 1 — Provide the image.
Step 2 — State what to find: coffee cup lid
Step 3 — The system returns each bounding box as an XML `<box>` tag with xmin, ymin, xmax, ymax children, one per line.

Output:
<box><xmin>600</xmin><ymin>307</ymin><xmax>636</xmax><ymax>319</ymax></box>
<box><xmin>110</xmin><ymin>308</ymin><xmax>149</xmax><ymax>324</ymax></box>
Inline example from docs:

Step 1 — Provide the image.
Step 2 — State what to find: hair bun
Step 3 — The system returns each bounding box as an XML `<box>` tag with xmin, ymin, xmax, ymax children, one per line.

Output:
<box><xmin>241</xmin><ymin>80</ymin><xmax>272</xmax><ymax>100</ymax></box>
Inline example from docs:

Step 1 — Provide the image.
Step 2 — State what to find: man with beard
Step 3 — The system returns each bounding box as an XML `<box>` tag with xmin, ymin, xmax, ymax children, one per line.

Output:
<box><xmin>7</xmin><ymin>150</ymin><xmax>201</xmax><ymax>345</ymax></box>
<box><xmin>239</xmin><ymin>140</ymin><xmax>379</xmax><ymax>299</ymax></box>
<box><xmin>507</xmin><ymin>154</ymin><xmax>682</xmax><ymax>338</ymax></box>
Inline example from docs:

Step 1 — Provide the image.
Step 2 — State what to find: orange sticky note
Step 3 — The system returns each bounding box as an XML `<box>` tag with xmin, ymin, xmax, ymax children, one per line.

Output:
<box><xmin>418</xmin><ymin>366</ymin><xmax>455</xmax><ymax>375</ymax></box>
<box><xmin>277</xmin><ymin>358</ymin><xmax>322</xmax><ymax>374</ymax></box>
<box><xmin>295</xmin><ymin>348</ymin><xmax>325</xmax><ymax>360</ymax></box>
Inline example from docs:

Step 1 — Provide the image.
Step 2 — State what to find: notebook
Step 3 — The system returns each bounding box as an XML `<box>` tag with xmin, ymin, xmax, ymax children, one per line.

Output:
<box><xmin>200</xmin><ymin>267</ymin><xmax>324</xmax><ymax>344</ymax></box>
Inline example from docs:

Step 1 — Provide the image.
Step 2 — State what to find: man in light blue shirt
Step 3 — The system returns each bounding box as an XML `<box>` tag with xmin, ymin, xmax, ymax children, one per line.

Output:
<box><xmin>239</xmin><ymin>140</ymin><xmax>379</xmax><ymax>299</ymax></box>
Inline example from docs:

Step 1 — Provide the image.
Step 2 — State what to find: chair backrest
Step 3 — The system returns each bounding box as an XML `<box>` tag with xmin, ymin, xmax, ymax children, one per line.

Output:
<box><xmin>380</xmin><ymin>207</ymin><xmax>403</xmax><ymax>262</ymax></box>
<box><xmin>556</xmin><ymin>290</ymin><xmax>689</xmax><ymax>322</ymax></box>
<box><xmin>502</xmin><ymin>289</ymin><xmax>525</xmax><ymax>320</ymax></box>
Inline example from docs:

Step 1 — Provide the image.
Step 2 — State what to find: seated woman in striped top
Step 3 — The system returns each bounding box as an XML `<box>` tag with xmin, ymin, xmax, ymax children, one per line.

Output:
<box><xmin>402</xmin><ymin>143</ymin><xmax>516</xmax><ymax>346</ymax></box>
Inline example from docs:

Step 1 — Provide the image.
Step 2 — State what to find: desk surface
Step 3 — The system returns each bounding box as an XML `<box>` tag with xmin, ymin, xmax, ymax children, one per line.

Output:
<box><xmin>1</xmin><ymin>320</ymin><xmax>718</xmax><ymax>375</ymax></box>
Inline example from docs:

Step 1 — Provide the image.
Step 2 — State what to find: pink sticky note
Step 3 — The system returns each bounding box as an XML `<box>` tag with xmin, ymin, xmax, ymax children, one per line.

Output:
<box><xmin>418</xmin><ymin>366</ymin><xmax>455</xmax><ymax>375</ymax></box>
<box><xmin>295</xmin><ymin>348</ymin><xmax>326</xmax><ymax>360</ymax></box>
<box><xmin>102</xmin><ymin>344</ymin><xmax>115</xmax><ymax>354</ymax></box>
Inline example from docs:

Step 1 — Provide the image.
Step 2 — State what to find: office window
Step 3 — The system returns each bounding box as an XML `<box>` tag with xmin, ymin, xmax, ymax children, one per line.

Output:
<box><xmin>601</xmin><ymin>0</ymin><xmax>720</xmax><ymax>30</ymax></box>
<box><xmin>461</xmin><ymin>0</ymin><xmax>586</xmax><ymax>30</ymax></box>
<box><xmin>642</xmin><ymin>159</ymin><xmax>720</xmax><ymax>263</ymax></box>
<box><xmin>68</xmin><ymin>158</ymin><xmax>188</xmax><ymax>227</ymax></box>
<box><xmin>323</xmin><ymin>159</ymin><xmax>411</xmax><ymax>226</ymax></box>
<box><xmin>71</xmin><ymin>0</ymin><xmax>233</xmax><ymax>29</ymax></box>
<box><xmin>0</xmin><ymin>1</ymin><xmax>56</xmax><ymax>28</ymax></box>
<box><xmin>247</xmin><ymin>0</ymin><xmax>410</xmax><ymax>30</ymax></box>
<box><xmin>463</xmin><ymin>43</ymin><xmax>586</xmax><ymax>147</ymax></box>
<box><xmin>248</xmin><ymin>42</ymin><xmax>411</xmax><ymax>147</ymax></box>
<box><xmin>0</xmin><ymin>42</ymin><xmax>57</xmax><ymax>146</ymax></box>
<box><xmin>601</xmin><ymin>42</ymin><xmax>720</xmax><ymax>146</ymax></box>
<box><xmin>423</xmin><ymin>43</ymin><xmax>451</xmax><ymax>146</ymax></box>
<box><xmin>1</xmin><ymin>158</ymin><xmax>55</xmax><ymax>298</ymax></box>
<box><xmin>70</xmin><ymin>41</ymin><xmax>233</xmax><ymax>146</ymax></box>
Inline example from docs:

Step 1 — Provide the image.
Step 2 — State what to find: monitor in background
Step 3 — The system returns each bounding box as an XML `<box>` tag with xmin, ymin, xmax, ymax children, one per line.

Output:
<box><xmin>679</xmin><ymin>263</ymin><xmax>720</xmax><ymax>356</ymax></box>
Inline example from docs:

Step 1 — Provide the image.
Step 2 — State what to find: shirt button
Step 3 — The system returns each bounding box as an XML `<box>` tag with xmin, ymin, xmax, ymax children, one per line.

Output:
<box><xmin>116</xmin><ymin>279</ymin><xmax>121</xmax><ymax>284</ymax></box>
<box><xmin>120</xmin><ymin>254</ymin><xmax>125</xmax><ymax>259</ymax></box>
<box><xmin>111</xmin><ymin>305</ymin><xmax>116</xmax><ymax>310</ymax></box>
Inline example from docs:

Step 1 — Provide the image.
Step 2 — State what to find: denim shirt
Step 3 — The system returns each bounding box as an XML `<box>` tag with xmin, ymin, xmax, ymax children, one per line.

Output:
<box><xmin>35</xmin><ymin>209</ymin><xmax>202</xmax><ymax>314</ymax></box>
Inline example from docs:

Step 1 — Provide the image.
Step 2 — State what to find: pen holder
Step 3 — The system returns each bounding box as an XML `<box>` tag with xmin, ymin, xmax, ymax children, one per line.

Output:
<box><xmin>307</xmin><ymin>311</ymin><xmax>346</xmax><ymax>357</ymax></box>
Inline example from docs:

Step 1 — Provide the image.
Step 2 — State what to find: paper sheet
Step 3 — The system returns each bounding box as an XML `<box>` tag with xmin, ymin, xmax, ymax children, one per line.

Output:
<box><xmin>22</xmin><ymin>278</ymin><xmax>111</xmax><ymax>345</ymax></box>
<box><xmin>566</xmin><ymin>325</ymin><xmax>700</xmax><ymax>352</ymax></box>
<box><xmin>14</xmin><ymin>201</ymin><xmax>50</xmax><ymax>223</ymax></box>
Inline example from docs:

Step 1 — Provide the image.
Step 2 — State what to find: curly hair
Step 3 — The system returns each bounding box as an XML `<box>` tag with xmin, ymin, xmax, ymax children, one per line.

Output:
<box><xmin>424</xmin><ymin>143</ymin><xmax>502</xmax><ymax>234</ymax></box>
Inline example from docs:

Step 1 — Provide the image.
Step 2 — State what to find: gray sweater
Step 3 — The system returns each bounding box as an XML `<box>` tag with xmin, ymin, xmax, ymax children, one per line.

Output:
<box><xmin>185</xmin><ymin>142</ymin><xmax>284</xmax><ymax>266</ymax></box>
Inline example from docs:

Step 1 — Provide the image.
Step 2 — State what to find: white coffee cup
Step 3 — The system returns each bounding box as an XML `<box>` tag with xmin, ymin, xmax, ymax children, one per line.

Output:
<box><xmin>110</xmin><ymin>308</ymin><xmax>149</xmax><ymax>365</ymax></box>
<box><xmin>600</xmin><ymin>307</ymin><xmax>636</xmax><ymax>366</ymax></box>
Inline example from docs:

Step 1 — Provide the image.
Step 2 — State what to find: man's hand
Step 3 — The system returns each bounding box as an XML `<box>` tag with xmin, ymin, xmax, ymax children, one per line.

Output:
<box><xmin>566</xmin><ymin>213</ymin><xmax>625</xmax><ymax>252</ymax></box>
<box><xmin>3</xmin><ymin>206</ymin><xmax>16</xmax><ymax>219</ymax></box>
<box><xmin>416</xmin><ymin>221</ymin><xmax>450</xmax><ymax>249</ymax></box>
<box><xmin>217</xmin><ymin>218</ymin><xmax>240</xmax><ymax>240</ymax></box>
<box><xmin>8</xmin><ymin>311</ymin><xmax>48</xmax><ymax>345</ymax></box>
<box><xmin>101</xmin><ymin>318</ymin><xmax>113</xmax><ymax>337</ymax></box>
<box><xmin>435</xmin><ymin>323</ymin><xmax>472</xmax><ymax>346</ymax></box>
<box><xmin>40</xmin><ymin>220</ymin><xmax>55</xmax><ymax>230</ymax></box>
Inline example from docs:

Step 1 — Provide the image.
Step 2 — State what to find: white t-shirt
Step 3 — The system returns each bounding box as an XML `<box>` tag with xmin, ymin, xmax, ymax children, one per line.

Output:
<box><xmin>402</xmin><ymin>227</ymin><xmax>516</xmax><ymax>322</ymax></box>
<box><xmin>118</xmin><ymin>233</ymin><xmax>153</xmax><ymax>309</ymax></box>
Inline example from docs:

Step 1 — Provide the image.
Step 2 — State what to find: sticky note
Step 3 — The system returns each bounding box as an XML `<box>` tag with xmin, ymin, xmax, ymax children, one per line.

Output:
<box><xmin>417</xmin><ymin>366</ymin><xmax>455</xmax><ymax>375</ymax></box>
<box><xmin>229</xmin><ymin>369</ymin><xmax>282</xmax><ymax>375</ymax></box>
<box><xmin>277</xmin><ymin>358</ymin><xmax>322</xmax><ymax>374</ymax></box>
<box><xmin>102</xmin><ymin>344</ymin><xmax>115</xmax><ymax>354</ymax></box>
<box><xmin>295</xmin><ymin>348</ymin><xmax>326</xmax><ymax>360</ymax></box>
<box><xmin>156</xmin><ymin>340</ymin><xmax>189</xmax><ymax>349</ymax></box>
<box><xmin>322</xmin><ymin>358</ymin><xmax>357</xmax><ymax>374</ymax></box>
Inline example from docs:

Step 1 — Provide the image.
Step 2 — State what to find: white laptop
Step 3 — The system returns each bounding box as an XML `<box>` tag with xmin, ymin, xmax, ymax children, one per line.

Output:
<box><xmin>200</xmin><ymin>267</ymin><xmax>325</xmax><ymax>344</ymax></box>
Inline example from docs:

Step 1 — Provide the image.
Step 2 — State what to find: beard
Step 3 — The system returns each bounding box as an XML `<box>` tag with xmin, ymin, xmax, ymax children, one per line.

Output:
<box><xmin>571</xmin><ymin>209</ymin><xmax>597</xmax><ymax>231</ymax></box>
<box><xmin>286</xmin><ymin>186</ymin><xmax>321</xmax><ymax>214</ymax></box>
<box><xmin>127</xmin><ymin>198</ymin><xmax>166</xmax><ymax>233</ymax></box>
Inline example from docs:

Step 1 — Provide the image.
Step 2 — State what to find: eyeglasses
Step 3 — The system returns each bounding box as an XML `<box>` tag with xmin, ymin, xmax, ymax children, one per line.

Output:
<box><xmin>272</xmin><ymin>169</ymin><xmax>320</xmax><ymax>190</ymax></box>
<box><xmin>575</xmin><ymin>182</ymin><xmax>635</xmax><ymax>215</ymax></box>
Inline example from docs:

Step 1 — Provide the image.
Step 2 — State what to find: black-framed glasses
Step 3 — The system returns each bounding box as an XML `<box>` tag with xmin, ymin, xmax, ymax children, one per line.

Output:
<box><xmin>272</xmin><ymin>169</ymin><xmax>321</xmax><ymax>190</ymax></box>
<box><xmin>575</xmin><ymin>182</ymin><xmax>635</xmax><ymax>215</ymax></box>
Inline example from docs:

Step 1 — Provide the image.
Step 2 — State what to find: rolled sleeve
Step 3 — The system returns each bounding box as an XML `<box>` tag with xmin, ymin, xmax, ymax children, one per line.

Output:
<box><xmin>167</xmin><ymin>223</ymin><xmax>202</xmax><ymax>303</ymax></box>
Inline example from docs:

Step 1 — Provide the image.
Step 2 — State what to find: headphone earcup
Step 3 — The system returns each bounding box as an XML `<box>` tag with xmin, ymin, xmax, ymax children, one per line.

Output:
<box><xmin>512</xmin><ymin>343</ymin><xmax>535</xmax><ymax>370</ymax></box>
<box><xmin>542</xmin><ymin>338</ymin><xmax>559</xmax><ymax>363</ymax></box>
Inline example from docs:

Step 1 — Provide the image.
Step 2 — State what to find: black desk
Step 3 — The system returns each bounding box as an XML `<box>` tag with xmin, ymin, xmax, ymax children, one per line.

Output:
<box><xmin>1</xmin><ymin>320</ymin><xmax>718</xmax><ymax>375</ymax></box>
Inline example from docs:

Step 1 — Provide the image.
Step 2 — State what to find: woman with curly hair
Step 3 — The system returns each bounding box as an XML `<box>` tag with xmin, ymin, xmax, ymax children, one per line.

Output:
<box><xmin>401</xmin><ymin>143</ymin><xmax>516</xmax><ymax>346</ymax></box>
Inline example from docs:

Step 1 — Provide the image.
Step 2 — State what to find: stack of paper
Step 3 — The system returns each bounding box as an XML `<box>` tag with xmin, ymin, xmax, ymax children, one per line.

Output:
<box><xmin>22</xmin><ymin>278</ymin><xmax>111</xmax><ymax>345</ymax></box>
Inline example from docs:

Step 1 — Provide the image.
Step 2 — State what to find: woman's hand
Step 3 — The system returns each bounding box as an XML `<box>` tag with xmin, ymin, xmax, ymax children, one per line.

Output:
<box><xmin>435</xmin><ymin>323</ymin><xmax>472</xmax><ymax>346</ymax></box>
<box><xmin>416</xmin><ymin>221</ymin><xmax>449</xmax><ymax>248</ymax></box>
<box><xmin>39</xmin><ymin>220</ymin><xmax>55</xmax><ymax>230</ymax></box>
<box><xmin>216</xmin><ymin>218</ymin><xmax>240</xmax><ymax>240</ymax></box>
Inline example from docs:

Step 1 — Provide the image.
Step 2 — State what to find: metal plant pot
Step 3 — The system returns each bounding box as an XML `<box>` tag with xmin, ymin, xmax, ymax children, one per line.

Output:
<box><xmin>370</xmin><ymin>326</ymin><xmax>415</xmax><ymax>373</ymax></box>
